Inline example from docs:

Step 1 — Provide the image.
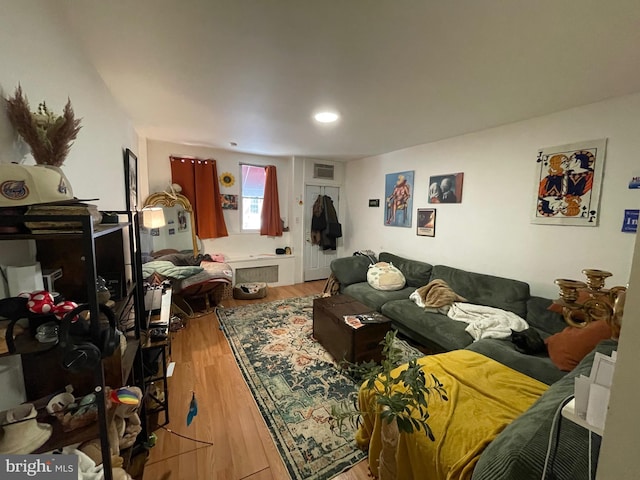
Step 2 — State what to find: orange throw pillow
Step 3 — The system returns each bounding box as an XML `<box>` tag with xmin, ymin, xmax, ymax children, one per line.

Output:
<box><xmin>546</xmin><ymin>320</ymin><xmax>612</xmax><ymax>371</ymax></box>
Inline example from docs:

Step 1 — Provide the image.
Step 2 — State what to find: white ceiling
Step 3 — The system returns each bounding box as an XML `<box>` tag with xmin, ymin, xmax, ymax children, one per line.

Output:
<box><xmin>60</xmin><ymin>0</ymin><xmax>640</xmax><ymax>160</ymax></box>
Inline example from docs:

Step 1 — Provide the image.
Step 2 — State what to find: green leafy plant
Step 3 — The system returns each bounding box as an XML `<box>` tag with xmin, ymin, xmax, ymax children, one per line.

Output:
<box><xmin>331</xmin><ymin>330</ymin><xmax>448</xmax><ymax>440</ymax></box>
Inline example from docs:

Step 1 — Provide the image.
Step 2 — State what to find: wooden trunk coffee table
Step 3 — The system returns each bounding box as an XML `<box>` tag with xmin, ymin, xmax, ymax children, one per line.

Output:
<box><xmin>313</xmin><ymin>294</ymin><xmax>392</xmax><ymax>363</ymax></box>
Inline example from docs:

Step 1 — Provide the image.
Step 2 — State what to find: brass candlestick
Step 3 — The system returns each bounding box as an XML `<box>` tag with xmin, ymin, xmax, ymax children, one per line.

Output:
<box><xmin>554</xmin><ymin>269</ymin><xmax>626</xmax><ymax>340</ymax></box>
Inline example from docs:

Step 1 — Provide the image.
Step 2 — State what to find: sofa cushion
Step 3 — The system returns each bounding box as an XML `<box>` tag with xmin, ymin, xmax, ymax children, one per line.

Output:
<box><xmin>367</xmin><ymin>262</ymin><xmax>406</xmax><ymax>291</ymax></box>
<box><xmin>545</xmin><ymin>320</ymin><xmax>612</xmax><ymax>372</ymax></box>
<box><xmin>429</xmin><ymin>265</ymin><xmax>529</xmax><ymax>317</ymax></box>
<box><xmin>342</xmin><ymin>283</ymin><xmax>414</xmax><ymax>312</ymax></box>
<box><xmin>330</xmin><ymin>256</ymin><xmax>372</xmax><ymax>288</ymax></box>
<box><xmin>526</xmin><ymin>296</ymin><xmax>566</xmax><ymax>335</ymax></box>
<box><xmin>465</xmin><ymin>336</ymin><xmax>565</xmax><ymax>385</ymax></box>
<box><xmin>378</xmin><ymin>252</ymin><xmax>433</xmax><ymax>288</ymax></box>
<box><xmin>381</xmin><ymin>299</ymin><xmax>473</xmax><ymax>352</ymax></box>
<box><xmin>472</xmin><ymin>339</ymin><xmax>617</xmax><ymax>480</ymax></box>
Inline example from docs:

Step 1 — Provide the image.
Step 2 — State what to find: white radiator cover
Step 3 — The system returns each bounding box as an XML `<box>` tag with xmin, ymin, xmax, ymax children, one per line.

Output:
<box><xmin>235</xmin><ymin>265</ymin><xmax>279</xmax><ymax>284</ymax></box>
<box><xmin>226</xmin><ymin>255</ymin><xmax>296</xmax><ymax>287</ymax></box>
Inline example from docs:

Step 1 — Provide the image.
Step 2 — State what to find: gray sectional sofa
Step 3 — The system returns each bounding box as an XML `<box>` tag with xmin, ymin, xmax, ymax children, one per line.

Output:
<box><xmin>330</xmin><ymin>252</ymin><xmax>613</xmax><ymax>479</ymax></box>
<box><xmin>331</xmin><ymin>251</ymin><xmax>568</xmax><ymax>384</ymax></box>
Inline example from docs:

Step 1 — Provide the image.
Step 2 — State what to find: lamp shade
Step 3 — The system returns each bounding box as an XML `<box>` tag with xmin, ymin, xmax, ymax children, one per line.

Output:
<box><xmin>142</xmin><ymin>207</ymin><xmax>166</xmax><ymax>229</ymax></box>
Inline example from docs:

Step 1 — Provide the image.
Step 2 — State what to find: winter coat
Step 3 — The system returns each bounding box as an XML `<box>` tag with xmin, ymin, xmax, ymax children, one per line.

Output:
<box><xmin>310</xmin><ymin>195</ymin><xmax>326</xmax><ymax>245</ymax></box>
<box><xmin>310</xmin><ymin>194</ymin><xmax>342</xmax><ymax>250</ymax></box>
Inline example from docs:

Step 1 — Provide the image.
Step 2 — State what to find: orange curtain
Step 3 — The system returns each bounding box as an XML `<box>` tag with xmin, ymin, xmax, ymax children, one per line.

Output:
<box><xmin>260</xmin><ymin>165</ymin><xmax>283</xmax><ymax>237</ymax></box>
<box><xmin>170</xmin><ymin>156</ymin><xmax>228</xmax><ymax>239</ymax></box>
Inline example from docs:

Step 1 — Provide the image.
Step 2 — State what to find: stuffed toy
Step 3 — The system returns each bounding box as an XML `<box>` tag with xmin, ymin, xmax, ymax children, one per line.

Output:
<box><xmin>106</xmin><ymin>386</ymin><xmax>143</xmax><ymax>455</ymax></box>
<box><xmin>53</xmin><ymin>300</ymin><xmax>79</xmax><ymax>321</ymax></box>
<box><xmin>78</xmin><ymin>386</ymin><xmax>142</xmax><ymax>478</ymax></box>
<box><xmin>22</xmin><ymin>290</ymin><xmax>55</xmax><ymax>314</ymax></box>
<box><xmin>69</xmin><ymin>442</ymin><xmax>131</xmax><ymax>480</ymax></box>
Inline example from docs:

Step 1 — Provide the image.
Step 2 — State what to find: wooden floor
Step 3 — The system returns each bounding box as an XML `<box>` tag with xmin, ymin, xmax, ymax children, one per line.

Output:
<box><xmin>143</xmin><ymin>280</ymin><xmax>371</xmax><ymax>480</ymax></box>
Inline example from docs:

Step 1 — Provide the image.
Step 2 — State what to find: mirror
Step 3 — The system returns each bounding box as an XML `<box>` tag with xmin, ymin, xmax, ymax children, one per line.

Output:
<box><xmin>141</xmin><ymin>192</ymin><xmax>199</xmax><ymax>258</ymax></box>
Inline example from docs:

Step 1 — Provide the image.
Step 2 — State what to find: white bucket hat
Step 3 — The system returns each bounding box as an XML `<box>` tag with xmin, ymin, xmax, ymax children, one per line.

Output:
<box><xmin>0</xmin><ymin>403</ymin><xmax>53</xmax><ymax>454</ymax></box>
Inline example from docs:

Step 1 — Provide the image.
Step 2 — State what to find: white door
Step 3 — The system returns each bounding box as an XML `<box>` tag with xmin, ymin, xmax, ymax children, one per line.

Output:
<box><xmin>304</xmin><ymin>185</ymin><xmax>340</xmax><ymax>281</ymax></box>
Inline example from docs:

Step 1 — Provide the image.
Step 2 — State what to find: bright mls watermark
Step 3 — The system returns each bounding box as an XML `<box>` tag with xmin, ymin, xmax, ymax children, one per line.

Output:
<box><xmin>1</xmin><ymin>455</ymin><xmax>76</xmax><ymax>479</ymax></box>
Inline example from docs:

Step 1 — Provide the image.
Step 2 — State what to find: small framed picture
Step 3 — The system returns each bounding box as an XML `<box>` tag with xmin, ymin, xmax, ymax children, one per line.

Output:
<box><xmin>220</xmin><ymin>194</ymin><xmax>239</xmax><ymax>210</ymax></box>
<box><xmin>417</xmin><ymin>208</ymin><xmax>436</xmax><ymax>237</ymax></box>
<box><xmin>123</xmin><ymin>148</ymin><xmax>138</xmax><ymax>211</ymax></box>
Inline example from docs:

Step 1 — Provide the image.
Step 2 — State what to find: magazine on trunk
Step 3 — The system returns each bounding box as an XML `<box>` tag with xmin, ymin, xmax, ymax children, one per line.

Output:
<box><xmin>343</xmin><ymin>312</ymin><xmax>389</xmax><ymax>328</ymax></box>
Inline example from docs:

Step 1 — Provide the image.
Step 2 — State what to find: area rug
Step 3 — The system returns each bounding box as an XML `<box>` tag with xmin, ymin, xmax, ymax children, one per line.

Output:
<box><xmin>216</xmin><ymin>295</ymin><xmax>423</xmax><ymax>480</ymax></box>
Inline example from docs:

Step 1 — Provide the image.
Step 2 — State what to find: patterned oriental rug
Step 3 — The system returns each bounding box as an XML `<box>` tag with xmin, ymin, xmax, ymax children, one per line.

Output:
<box><xmin>216</xmin><ymin>295</ymin><xmax>424</xmax><ymax>480</ymax></box>
<box><xmin>216</xmin><ymin>295</ymin><xmax>366</xmax><ymax>480</ymax></box>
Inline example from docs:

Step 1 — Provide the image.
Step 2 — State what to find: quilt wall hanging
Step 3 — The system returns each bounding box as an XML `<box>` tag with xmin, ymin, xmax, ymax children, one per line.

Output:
<box><xmin>533</xmin><ymin>139</ymin><xmax>606</xmax><ymax>226</ymax></box>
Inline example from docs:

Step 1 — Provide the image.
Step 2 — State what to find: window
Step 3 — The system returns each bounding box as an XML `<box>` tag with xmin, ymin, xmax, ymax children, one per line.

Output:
<box><xmin>241</xmin><ymin>164</ymin><xmax>266</xmax><ymax>231</ymax></box>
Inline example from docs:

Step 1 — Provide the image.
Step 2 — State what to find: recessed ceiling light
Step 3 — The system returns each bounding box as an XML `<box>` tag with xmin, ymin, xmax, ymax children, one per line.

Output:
<box><xmin>314</xmin><ymin>111</ymin><xmax>340</xmax><ymax>123</ymax></box>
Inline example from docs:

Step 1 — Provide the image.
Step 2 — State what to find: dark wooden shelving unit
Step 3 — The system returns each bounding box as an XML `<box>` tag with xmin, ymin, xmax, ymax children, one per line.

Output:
<box><xmin>140</xmin><ymin>288</ymin><xmax>172</xmax><ymax>433</ymax></box>
<box><xmin>1</xmin><ymin>331</ymin><xmax>58</xmax><ymax>357</ymax></box>
<box><xmin>121</xmin><ymin>339</ymin><xmax>140</xmax><ymax>382</ymax></box>
<box><xmin>0</xmin><ymin>209</ymin><xmax>147</xmax><ymax>480</ymax></box>
<box><xmin>0</xmin><ymin>222</ymin><xmax>130</xmax><ymax>240</ymax></box>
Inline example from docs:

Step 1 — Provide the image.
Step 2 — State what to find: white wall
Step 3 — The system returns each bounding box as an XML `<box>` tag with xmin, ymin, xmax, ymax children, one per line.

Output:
<box><xmin>345</xmin><ymin>93</ymin><xmax>640</xmax><ymax>298</ymax></box>
<box><xmin>0</xmin><ymin>0</ymin><xmax>138</xmax><ymax>283</ymax></box>
<box><xmin>0</xmin><ymin>1</ymin><xmax>137</xmax><ymax>210</ymax></box>
<box><xmin>0</xmin><ymin>0</ymin><xmax>138</xmax><ymax>410</ymax></box>
<box><xmin>145</xmin><ymin>139</ymin><xmax>293</xmax><ymax>259</ymax></box>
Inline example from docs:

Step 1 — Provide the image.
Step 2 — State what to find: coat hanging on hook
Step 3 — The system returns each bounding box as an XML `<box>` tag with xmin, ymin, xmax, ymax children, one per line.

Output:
<box><xmin>310</xmin><ymin>195</ymin><xmax>342</xmax><ymax>250</ymax></box>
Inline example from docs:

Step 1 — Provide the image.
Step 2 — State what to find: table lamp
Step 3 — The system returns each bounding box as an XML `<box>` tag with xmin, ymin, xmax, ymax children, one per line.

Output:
<box><xmin>141</xmin><ymin>207</ymin><xmax>166</xmax><ymax>229</ymax></box>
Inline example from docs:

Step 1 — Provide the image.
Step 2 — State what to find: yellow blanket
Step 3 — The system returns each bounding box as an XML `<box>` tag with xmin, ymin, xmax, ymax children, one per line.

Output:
<box><xmin>356</xmin><ymin>350</ymin><xmax>548</xmax><ymax>480</ymax></box>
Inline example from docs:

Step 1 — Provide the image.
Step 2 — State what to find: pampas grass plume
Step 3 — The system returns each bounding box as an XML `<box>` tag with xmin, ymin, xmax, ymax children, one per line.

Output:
<box><xmin>5</xmin><ymin>84</ymin><xmax>82</xmax><ymax>167</ymax></box>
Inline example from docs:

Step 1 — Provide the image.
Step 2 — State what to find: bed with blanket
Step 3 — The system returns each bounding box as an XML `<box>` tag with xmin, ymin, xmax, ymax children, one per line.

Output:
<box><xmin>142</xmin><ymin>251</ymin><xmax>233</xmax><ymax>310</ymax></box>
<box><xmin>356</xmin><ymin>350</ymin><xmax>548</xmax><ymax>480</ymax></box>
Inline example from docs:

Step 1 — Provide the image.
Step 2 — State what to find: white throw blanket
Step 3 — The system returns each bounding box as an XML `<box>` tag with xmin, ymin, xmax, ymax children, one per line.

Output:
<box><xmin>447</xmin><ymin>302</ymin><xmax>528</xmax><ymax>341</ymax></box>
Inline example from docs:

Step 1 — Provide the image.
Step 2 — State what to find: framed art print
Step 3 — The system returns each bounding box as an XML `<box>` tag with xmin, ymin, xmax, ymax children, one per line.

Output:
<box><xmin>428</xmin><ymin>173</ymin><xmax>463</xmax><ymax>204</ymax></box>
<box><xmin>385</xmin><ymin>171</ymin><xmax>414</xmax><ymax>227</ymax></box>
<box><xmin>533</xmin><ymin>139</ymin><xmax>606</xmax><ymax>226</ymax></box>
<box><xmin>417</xmin><ymin>208</ymin><xmax>436</xmax><ymax>237</ymax></box>
<box><xmin>220</xmin><ymin>194</ymin><xmax>239</xmax><ymax>210</ymax></box>
<box><xmin>124</xmin><ymin>148</ymin><xmax>138</xmax><ymax>211</ymax></box>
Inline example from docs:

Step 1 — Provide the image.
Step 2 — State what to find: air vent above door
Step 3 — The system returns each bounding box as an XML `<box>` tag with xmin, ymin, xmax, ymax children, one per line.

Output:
<box><xmin>313</xmin><ymin>163</ymin><xmax>334</xmax><ymax>180</ymax></box>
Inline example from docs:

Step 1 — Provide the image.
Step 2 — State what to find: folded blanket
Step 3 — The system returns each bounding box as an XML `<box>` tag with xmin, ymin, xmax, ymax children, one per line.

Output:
<box><xmin>447</xmin><ymin>302</ymin><xmax>528</xmax><ymax>341</ymax></box>
<box><xmin>410</xmin><ymin>279</ymin><xmax>467</xmax><ymax>313</ymax></box>
<box><xmin>142</xmin><ymin>261</ymin><xmax>203</xmax><ymax>280</ymax></box>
